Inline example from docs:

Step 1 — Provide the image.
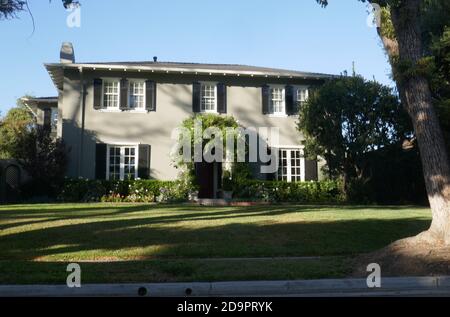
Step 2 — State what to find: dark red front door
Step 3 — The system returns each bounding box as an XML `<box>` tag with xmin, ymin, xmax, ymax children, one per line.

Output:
<box><xmin>195</xmin><ymin>162</ymin><xmax>221</xmax><ymax>198</ymax></box>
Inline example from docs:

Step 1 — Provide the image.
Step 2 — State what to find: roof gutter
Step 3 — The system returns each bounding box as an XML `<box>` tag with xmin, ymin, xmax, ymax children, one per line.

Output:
<box><xmin>19</xmin><ymin>97</ymin><xmax>39</xmax><ymax>120</ymax></box>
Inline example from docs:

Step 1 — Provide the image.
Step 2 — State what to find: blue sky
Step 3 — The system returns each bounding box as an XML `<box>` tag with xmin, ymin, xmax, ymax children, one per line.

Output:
<box><xmin>0</xmin><ymin>0</ymin><xmax>393</xmax><ymax>115</ymax></box>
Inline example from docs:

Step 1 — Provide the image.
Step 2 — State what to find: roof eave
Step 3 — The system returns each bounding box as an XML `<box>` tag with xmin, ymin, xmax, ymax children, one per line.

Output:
<box><xmin>44</xmin><ymin>62</ymin><xmax>334</xmax><ymax>85</ymax></box>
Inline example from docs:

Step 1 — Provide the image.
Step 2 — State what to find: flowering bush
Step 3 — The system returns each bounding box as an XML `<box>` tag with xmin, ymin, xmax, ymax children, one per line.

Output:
<box><xmin>59</xmin><ymin>179</ymin><xmax>189</xmax><ymax>203</ymax></box>
<box><xmin>59</xmin><ymin>178</ymin><xmax>344</xmax><ymax>204</ymax></box>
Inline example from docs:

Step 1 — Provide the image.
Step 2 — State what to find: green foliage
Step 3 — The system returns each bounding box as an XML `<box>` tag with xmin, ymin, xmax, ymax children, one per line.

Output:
<box><xmin>59</xmin><ymin>179</ymin><xmax>190</xmax><ymax>203</ymax></box>
<box><xmin>173</xmin><ymin>113</ymin><xmax>240</xmax><ymax>167</ymax></box>
<box><xmin>172</xmin><ymin>113</ymin><xmax>252</xmax><ymax>188</ymax></box>
<box><xmin>16</xmin><ymin>127</ymin><xmax>69</xmax><ymax>198</ymax></box>
<box><xmin>298</xmin><ymin>76</ymin><xmax>411</xmax><ymax>181</ymax></box>
<box><xmin>233</xmin><ymin>179</ymin><xmax>345</xmax><ymax>204</ymax></box>
<box><xmin>59</xmin><ymin>178</ymin><xmax>346</xmax><ymax>204</ymax></box>
<box><xmin>429</xmin><ymin>26</ymin><xmax>450</xmax><ymax>152</ymax></box>
<box><xmin>0</xmin><ymin>101</ymin><xmax>34</xmax><ymax>159</ymax></box>
<box><xmin>222</xmin><ymin>170</ymin><xmax>233</xmax><ymax>191</ymax></box>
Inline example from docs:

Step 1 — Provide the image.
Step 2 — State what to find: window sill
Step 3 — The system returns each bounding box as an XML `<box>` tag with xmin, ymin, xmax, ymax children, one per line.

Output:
<box><xmin>97</xmin><ymin>108</ymin><xmax>149</xmax><ymax>113</ymax></box>
<box><xmin>126</xmin><ymin>109</ymin><xmax>148</xmax><ymax>113</ymax></box>
<box><xmin>267</xmin><ymin>113</ymin><xmax>288</xmax><ymax>118</ymax></box>
<box><xmin>98</xmin><ymin>108</ymin><xmax>122</xmax><ymax>113</ymax></box>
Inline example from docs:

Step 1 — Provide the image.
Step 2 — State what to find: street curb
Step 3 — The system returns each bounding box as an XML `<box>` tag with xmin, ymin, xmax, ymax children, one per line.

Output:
<box><xmin>1</xmin><ymin>276</ymin><xmax>450</xmax><ymax>297</ymax></box>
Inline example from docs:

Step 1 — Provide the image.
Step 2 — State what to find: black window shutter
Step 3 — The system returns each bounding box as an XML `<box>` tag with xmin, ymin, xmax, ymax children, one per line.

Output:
<box><xmin>120</xmin><ymin>78</ymin><xmax>129</xmax><ymax>110</ymax></box>
<box><xmin>43</xmin><ymin>108</ymin><xmax>51</xmax><ymax>131</ymax></box>
<box><xmin>93</xmin><ymin>78</ymin><xmax>103</xmax><ymax>110</ymax></box>
<box><xmin>285</xmin><ymin>85</ymin><xmax>295</xmax><ymax>115</ymax></box>
<box><xmin>262</xmin><ymin>84</ymin><xmax>270</xmax><ymax>114</ymax></box>
<box><xmin>192</xmin><ymin>82</ymin><xmax>201</xmax><ymax>113</ymax></box>
<box><xmin>217</xmin><ymin>83</ymin><xmax>227</xmax><ymax>113</ymax></box>
<box><xmin>145</xmin><ymin>80</ymin><xmax>156</xmax><ymax>111</ymax></box>
<box><xmin>304</xmin><ymin>158</ymin><xmax>318</xmax><ymax>181</ymax></box>
<box><xmin>95</xmin><ymin>143</ymin><xmax>107</xmax><ymax>180</ymax></box>
<box><xmin>138</xmin><ymin>144</ymin><xmax>151</xmax><ymax>179</ymax></box>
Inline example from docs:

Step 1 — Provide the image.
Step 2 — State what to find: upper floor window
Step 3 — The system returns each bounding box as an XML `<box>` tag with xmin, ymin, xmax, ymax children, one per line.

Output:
<box><xmin>270</xmin><ymin>87</ymin><xmax>285</xmax><ymax>115</ymax></box>
<box><xmin>201</xmin><ymin>83</ymin><xmax>217</xmax><ymax>112</ymax></box>
<box><xmin>296</xmin><ymin>87</ymin><xmax>309</xmax><ymax>111</ymax></box>
<box><xmin>103</xmin><ymin>80</ymin><xmax>120</xmax><ymax>109</ymax></box>
<box><xmin>129</xmin><ymin>80</ymin><xmax>145</xmax><ymax>109</ymax></box>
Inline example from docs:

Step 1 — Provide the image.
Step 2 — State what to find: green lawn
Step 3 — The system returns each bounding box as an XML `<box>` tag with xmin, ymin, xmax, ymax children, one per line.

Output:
<box><xmin>0</xmin><ymin>203</ymin><xmax>430</xmax><ymax>284</ymax></box>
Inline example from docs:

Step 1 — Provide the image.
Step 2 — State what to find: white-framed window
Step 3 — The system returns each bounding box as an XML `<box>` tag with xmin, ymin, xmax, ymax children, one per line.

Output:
<box><xmin>107</xmin><ymin>145</ymin><xmax>138</xmax><ymax>180</ymax></box>
<box><xmin>201</xmin><ymin>83</ymin><xmax>217</xmax><ymax>112</ymax></box>
<box><xmin>277</xmin><ymin>147</ymin><xmax>304</xmax><ymax>182</ymax></box>
<box><xmin>51</xmin><ymin>108</ymin><xmax>58</xmax><ymax>131</ymax></box>
<box><xmin>270</xmin><ymin>87</ymin><xmax>285</xmax><ymax>115</ymax></box>
<box><xmin>129</xmin><ymin>80</ymin><xmax>146</xmax><ymax>109</ymax></box>
<box><xmin>296</xmin><ymin>87</ymin><xmax>309</xmax><ymax>111</ymax></box>
<box><xmin>103</xmin><ymin>79</ymin><xmax>120</xmax><ymax>109</ymax></box>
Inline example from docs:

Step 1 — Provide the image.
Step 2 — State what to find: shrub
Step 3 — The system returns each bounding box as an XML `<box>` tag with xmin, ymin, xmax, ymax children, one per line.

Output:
<box><xmin>222</xmin><ymin>170</ymin><xmax>233</xmax><ymax>191</ymax></box>
<box><xmin>59</xmin><ymin>178</ymin><xmax>189</xmax><ymax>203</ymax></box>
<box><xmin>59</xmin><ymin>178</ymin><xmax>344</xmax><ymax>204</ymax></box>
<box><xmin>233</xmin><ymin>179</ymin><xmax>345</xmax><ymax>204</ymax></box>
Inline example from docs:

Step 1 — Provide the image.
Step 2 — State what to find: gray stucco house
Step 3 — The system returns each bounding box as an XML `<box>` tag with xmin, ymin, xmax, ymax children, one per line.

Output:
<box><xmin>30</xmin><ymin>43</ymin><xmax>331</xmax><ymax>198</ymax></box>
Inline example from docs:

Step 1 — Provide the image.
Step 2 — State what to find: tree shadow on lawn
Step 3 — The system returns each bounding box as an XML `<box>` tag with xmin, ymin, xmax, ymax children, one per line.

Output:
<box><xmin>0</xmin><ymin>204</ymin><xmax>350</xmax><ymax>232</ymax></box>
<box><xmin>0</xmin><ymin>208</ymin><xmax>430</xmax><ymax>260</ymax></box>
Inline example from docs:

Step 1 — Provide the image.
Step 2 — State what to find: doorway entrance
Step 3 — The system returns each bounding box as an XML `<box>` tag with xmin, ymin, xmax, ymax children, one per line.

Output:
<box><xmin>195</xmin><ymin>161</ymin><xmax>222</xmax><ymax>198</ymax></box>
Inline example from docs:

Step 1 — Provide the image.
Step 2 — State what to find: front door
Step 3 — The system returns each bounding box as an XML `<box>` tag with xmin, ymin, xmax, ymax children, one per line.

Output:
<box><xmin>195</xmin><ymin>162</ymin><xmax>222</xmax><ymax>198</ymax></box>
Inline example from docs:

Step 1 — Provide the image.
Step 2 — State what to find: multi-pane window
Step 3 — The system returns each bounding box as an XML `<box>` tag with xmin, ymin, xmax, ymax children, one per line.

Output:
<box><xmin>201</xmin><ymin>83</ymin><xmax>217</xmax><ymax>112</ymax></box>
<box><xmin>123</xmin><ymin>147</ymin><xmax>136</xmax><ymax>179</ymax></box>
<box><xmin>103</xmin><ymin>80</ymin><xmax>120</xmax><ymax>108</ymax></box>
<box><xmin>108</xmin><ymin>146</ymin><xmax>121</xmax><ymax>180</ymax></box>
<box><xmin>51</xmin><ymin>108</ymin><xmax>58</xmax><ymax>131</ymax></box>
<box><xmin>296</xmin><ymin>88</ymin><xmax>309</xmax><ymax>111</ymax></box>
<box><xmin>270</xmin><ymin>87</ymin><xmax>285</xmax><ymax>114</ymax></box>
<box><xmin>277</xmin><ymin>148</ymin><xmax>302</xmax><ymax>182</ymax></box>
<box><xmin>278</xmin><ymin>149</ymin><xmax>289</xmax><ymax>181</ymax></box>
<box><xmin>107</xmin><ymin>145</ymin><xmax>137</xmax><ymax>180</ymax></box>
<box><xmin>129</xmin><ymin>81</ymin><xmax>145</xmax><ymax>109</ymax></box>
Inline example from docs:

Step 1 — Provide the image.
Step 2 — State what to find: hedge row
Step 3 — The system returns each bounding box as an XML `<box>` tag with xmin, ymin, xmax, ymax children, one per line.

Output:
<box><xmin>59</xmin><ymin>178</ymin><xmax>344</xmax><ymax>204</ymax></box>
<box><xmin>59</xmin><ymin>179</ymin><xmax>189</xmax><ymax>203</ymax></box>
<box><xmin>233</xmin><ymin>179</ymin><xmax>345</xmax><ymax>203</ymax></box>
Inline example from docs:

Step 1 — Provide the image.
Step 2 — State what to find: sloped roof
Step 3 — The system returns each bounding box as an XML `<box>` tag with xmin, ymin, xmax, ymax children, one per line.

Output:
<box><xmin>45</xmin><ymin>60</ymin><xmax>335</xmax><ymax>91</ymax></box>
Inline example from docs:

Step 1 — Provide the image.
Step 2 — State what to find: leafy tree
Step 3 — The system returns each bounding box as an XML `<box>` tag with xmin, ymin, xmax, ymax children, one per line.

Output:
<box><xmin>12</xmin><ymin>126</ymin><xmax>69</xmax><ymax>198</ymax></box>
<box><xmin>0</xmin><ymin>99</ymin><xmax>34</xmax><ymax>159</ymax></box>
<box><xmin>298</xmin><ymin>76</ymin><xmax>411</xmax><ymax>197</ymax></box>
<box><xmin>317</xmin><ymin>0</ymin><xmax>450</xmax><ymax>245</ymax></box>
<box><xmin>423</xmin><ymin>1</ymin><xmax>450</xmax><ymax>154</ymax></box>
<box><xmin>0</xmin><ymin>100</ymin><xmax>69</xmax><ymax>198</ymax></box>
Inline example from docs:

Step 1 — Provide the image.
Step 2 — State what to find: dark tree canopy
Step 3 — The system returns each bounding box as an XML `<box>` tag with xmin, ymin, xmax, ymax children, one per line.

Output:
<box><xmin>298</xmin><ymin>76</ymin><xmax>411</xmax><ymax>180</ymax></box>
<box><xmin>0</xmin><ymin>0</ymin><xmax>25</xmax><ymax>19</ymax></box>
<box><xmin>298</xmin><ymin>75</ymin><xmax>423</xmax><ymax>203</ymax></box>
<box><xmin>0</xmin><ymin>0</ymin><xmax>79</xmax><ymax>20</ymax></box>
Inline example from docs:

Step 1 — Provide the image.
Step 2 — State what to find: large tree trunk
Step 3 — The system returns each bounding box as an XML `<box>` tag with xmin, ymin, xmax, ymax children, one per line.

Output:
<box><xmin>386</xmin><ymin>0</ymin><xmax>450</xmax><ymax>244</ymax></box>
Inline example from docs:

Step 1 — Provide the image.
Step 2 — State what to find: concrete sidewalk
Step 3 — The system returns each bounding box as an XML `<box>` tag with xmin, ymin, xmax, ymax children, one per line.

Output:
<box><xmin>1</xmin><ymin>276</ymin><xmax>450</xmax><ymax>297</ymax></box>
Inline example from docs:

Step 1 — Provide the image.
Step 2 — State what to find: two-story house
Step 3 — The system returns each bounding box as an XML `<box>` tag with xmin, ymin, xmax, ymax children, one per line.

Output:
<box><xmin>33</xmin><ymin>43</ymin><xmax>332</xmax><ymax>198</ymax></box>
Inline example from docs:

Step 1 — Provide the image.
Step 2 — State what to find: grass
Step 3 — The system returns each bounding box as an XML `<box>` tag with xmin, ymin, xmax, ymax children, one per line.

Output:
<box><xmin>0</xmin><ymin>203</ymin><xmax>431</xmax><ymax>284</ymax></box>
